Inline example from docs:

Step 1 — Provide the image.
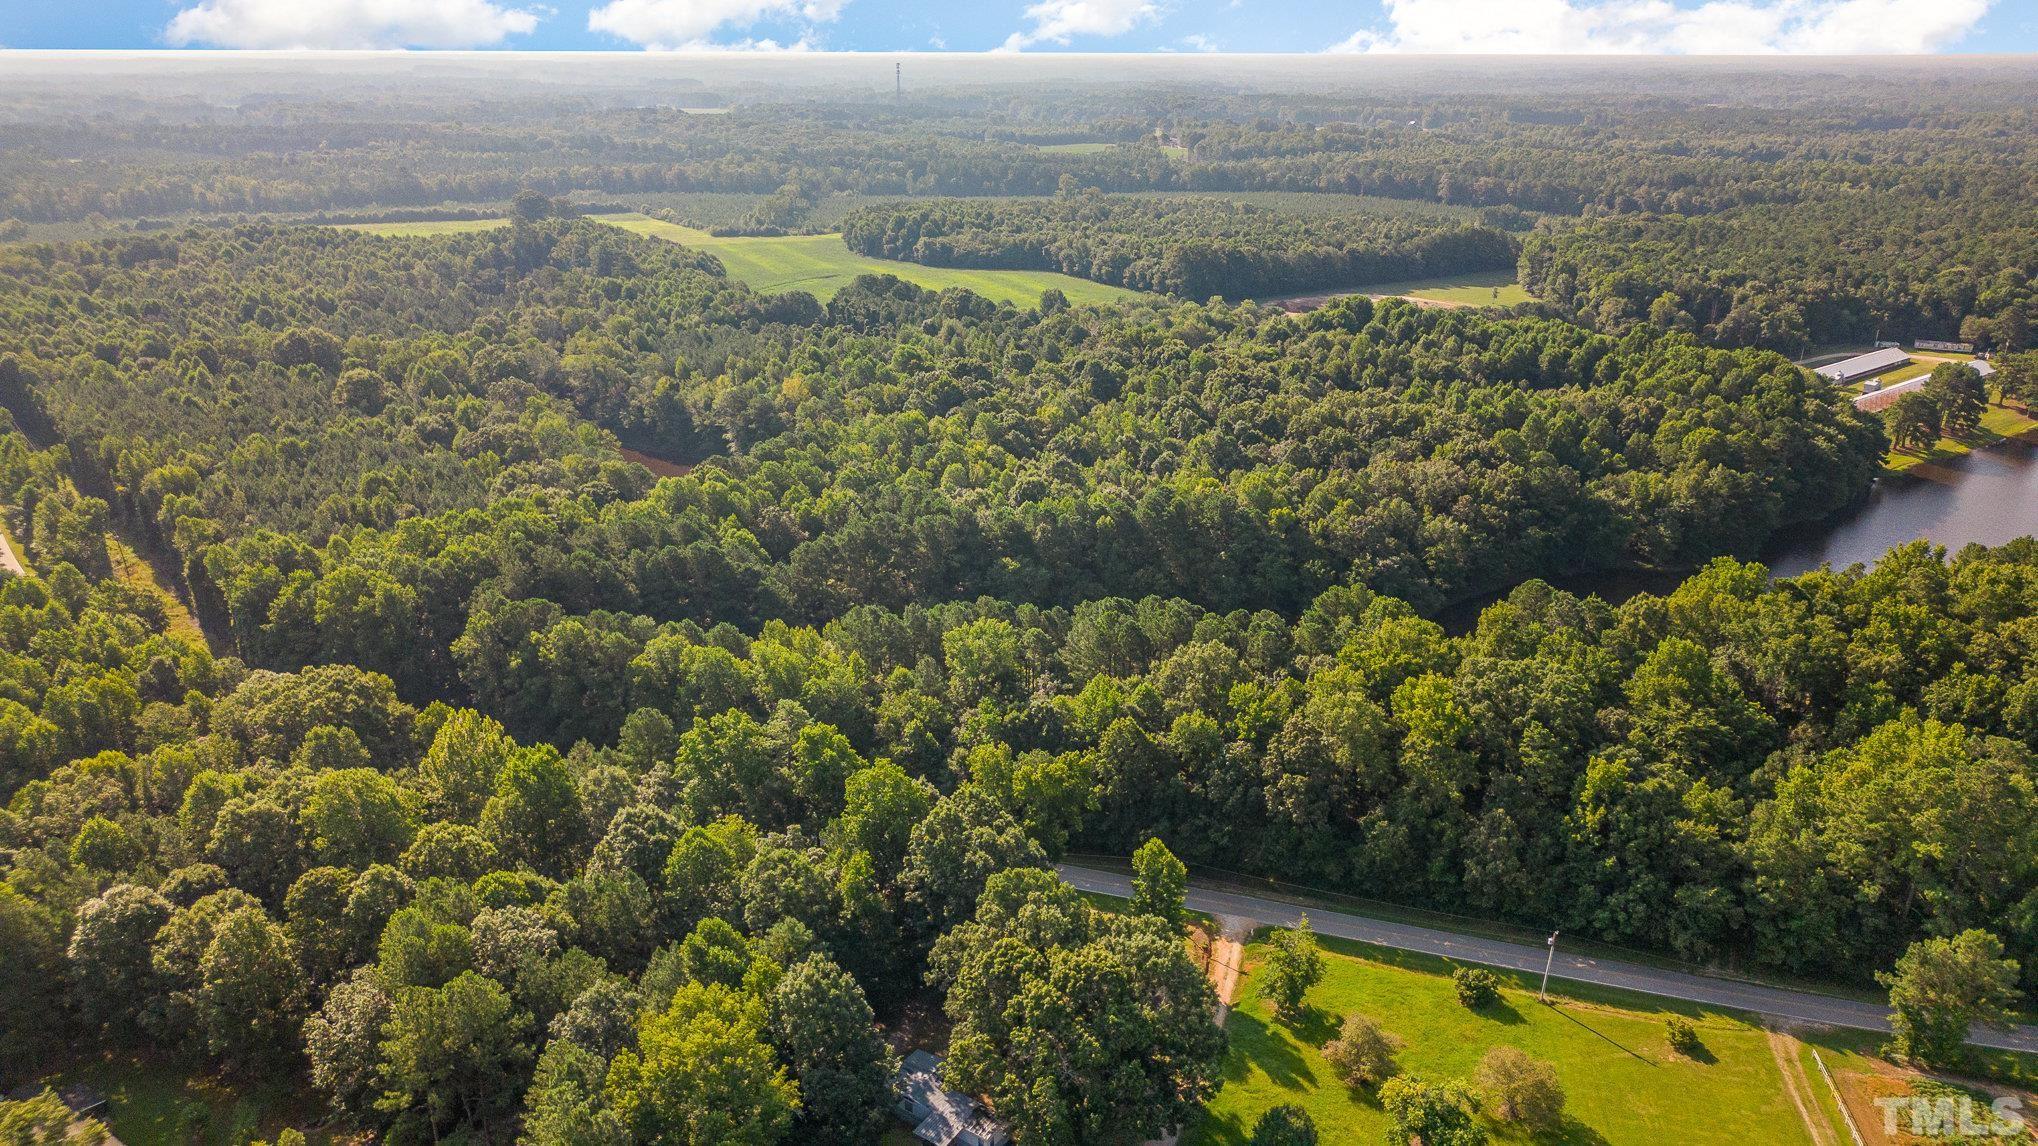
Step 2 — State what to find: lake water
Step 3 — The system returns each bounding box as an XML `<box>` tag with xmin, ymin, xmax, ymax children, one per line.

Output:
<box><xmin>1764</xmin><ymin>439</ymin><xmax>2038</xmax><ymax>577</ymax></box>
<box><xmin>1440</xmin><ymin>438</ymin><xmax>2038</xmax><ymax>630</ymax></box>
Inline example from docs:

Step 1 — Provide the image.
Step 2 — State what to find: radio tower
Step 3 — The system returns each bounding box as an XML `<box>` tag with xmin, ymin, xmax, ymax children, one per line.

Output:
<box><xmin>895</xmin><ymin>62</ymin><xmax>902</xmax><ymax>101</ymax></box>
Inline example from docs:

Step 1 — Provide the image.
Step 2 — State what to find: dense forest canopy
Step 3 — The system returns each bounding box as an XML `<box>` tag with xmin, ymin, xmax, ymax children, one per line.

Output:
<box><xmin>1</xmin><ymin>56</ymin><xmax>2036</xmax><ymax>1146</ymax></box>
<box><xmin>838</xmin><ymin>193</ymin><xmax>1522</xmax><ymax>299</ymax></box>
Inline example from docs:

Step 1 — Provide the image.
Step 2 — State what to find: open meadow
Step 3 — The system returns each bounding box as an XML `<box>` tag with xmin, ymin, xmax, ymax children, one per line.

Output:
<box><xmin>598</xmin><ymin>214</ymin><xmax>1140</xmax><ymax>306</ymax></box>
<box><xmin>1187</xmin><ymin>935</ymin><xmax>1825</xmax><ymax>1146</ymax></box>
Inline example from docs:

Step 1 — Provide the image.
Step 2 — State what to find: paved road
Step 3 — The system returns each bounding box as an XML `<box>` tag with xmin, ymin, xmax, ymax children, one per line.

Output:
<box><xmin>0</xmin><ymin>519</ymin><xmax>22</xmax><ymax>578</ymax></box>
<box><xmin>1058</xmin><ymin>864</ymin><xmax>2038</xmax><ymax>1054</ymax></box>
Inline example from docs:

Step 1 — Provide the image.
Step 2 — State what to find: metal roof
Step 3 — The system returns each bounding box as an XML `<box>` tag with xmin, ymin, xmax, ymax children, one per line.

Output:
<box><xmin>1815</xmin><ymin>346</ymin><xmax>1909</xmax><ymax>382</ymax></box>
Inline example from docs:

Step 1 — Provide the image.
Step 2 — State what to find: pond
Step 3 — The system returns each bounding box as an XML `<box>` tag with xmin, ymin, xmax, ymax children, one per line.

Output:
<box><xmin>1763</xmin><ymin>439</ymin><xmax>2038</xmax><ymax>577</ymax></box>
<box><xmin>1440</xmin><ymin>438</ymin><xmax>2038</xmax><ymax>630</ymax></box>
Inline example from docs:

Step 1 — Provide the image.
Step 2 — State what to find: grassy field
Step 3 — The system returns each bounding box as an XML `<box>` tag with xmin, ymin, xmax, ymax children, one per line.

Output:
<box><xmin>106</xmin><ymin>535</ymin><xmax>209</xmax><ymax>648</ymax></box>
<box><xmin>598</xmin><ymin>214</ymin><xmax>1140</xmax><ymax>307</ymax></box>
<box><xmin>1263</xmin><ymin>270</ymin><xmax>1534</xmax><ymax>311</ymax></box>
<box><xmin>1036</xmin><ymin>141</ymin><xmax>1119</xmax><ymax>154</ymax></box>
<box><xmin>1884</xmin><ymin>402</ymin><xmax>2038</xmax><ymax>474</ymax></box>
<box><xmin>1356</xmin><ymin>269</ymin><xmax>1535</xmax><ymax>307</ymax></box>
<box><xmin>1186</xmin><ymin>936</ymin><xmax>1815</xmax><ymax>1146</ymax></box>
<box><xmin>47</xmin><ymin>1052</ymin><xmax>325</xmax><ymax>1145</ymax></box>
<box><xmin>335</xmin><ymin>217</ymin><xmax>509</xmax><ymax>236</ymax></box>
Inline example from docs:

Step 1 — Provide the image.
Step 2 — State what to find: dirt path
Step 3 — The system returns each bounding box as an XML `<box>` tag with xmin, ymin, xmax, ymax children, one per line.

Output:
<box><xmin>1767</xmin><ymin>1026</ymin><xmax>1838</xmax><ymax>1146</ymax></box>
<box><xmin>0</xmin><ymin>518</ymin><xmax>23</xmax><ymax>578</ymax></box>
<box><xmin>1206</xmin><ymin>915</ymin><xmax>1249</xmax><ymax>1009</ymax></box>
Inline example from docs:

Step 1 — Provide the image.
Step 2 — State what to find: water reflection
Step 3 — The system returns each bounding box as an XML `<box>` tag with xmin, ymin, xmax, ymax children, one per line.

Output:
<box><xmin>1764</xmin><ymin>437</ymin><xmax>2038</xmax><ymax>578</ymax></box>
<box><xmin>1438</xmin><ymin>435</ymin><xmax>2038</xmax><ymax>631</ymax></box>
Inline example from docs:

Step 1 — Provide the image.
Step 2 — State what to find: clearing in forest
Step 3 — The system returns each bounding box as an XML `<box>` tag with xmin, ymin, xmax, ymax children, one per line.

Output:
<box><xmin>598</xmin><ymin>214</ymin><xmax>1141</xmax><ymax>307</ymax></box>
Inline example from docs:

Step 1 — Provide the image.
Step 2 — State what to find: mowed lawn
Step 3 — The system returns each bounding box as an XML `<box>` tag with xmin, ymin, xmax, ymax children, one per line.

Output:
<box><xmin>1884</xmin><ymin>402</ymin><xmax>2038</xmax><ymax>474</ymax></box>
<box><xmin>598</xmin><ymin>214</ymin><xmax>1139</xmax><ymax>307</ymax></box>
<box><xmin>1185</xmin><ymin>936</ymin><xmax>1812</xmax><ymax>1146</ymax></box>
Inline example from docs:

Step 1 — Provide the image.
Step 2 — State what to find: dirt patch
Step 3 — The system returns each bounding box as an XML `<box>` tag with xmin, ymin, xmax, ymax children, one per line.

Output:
<box><xmin>617</xmin><ymin>445</ymin><xmax>696</xmax><ymax>477</ymax></box>
<box><xmin>1767</xmin><ymin>1027</ymin><xmax>1839</xmax><ymax>1146</ymax></box>
<box><xmin>1270</xmin><ymin>290</ymin><xmax>1465</xmax><ymax>313</ymax></box>
<box><xmin>1829</xmin><ymin>1060</ymin><xmax>2034</xmax><ymax>1145</ymax></box>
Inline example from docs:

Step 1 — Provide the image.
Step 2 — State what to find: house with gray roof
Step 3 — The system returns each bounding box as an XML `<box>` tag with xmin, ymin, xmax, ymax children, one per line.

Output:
<box><xmin>892</xmin><ymin>1050</ymin><xmax>1012</xmax><ymax>1146</ymax></box>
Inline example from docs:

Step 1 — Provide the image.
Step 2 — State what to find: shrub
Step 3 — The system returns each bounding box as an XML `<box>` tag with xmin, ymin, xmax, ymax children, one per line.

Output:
<box><xmin>1247</xmin><ymin>1104</ymin><xmax>1318</xmax><ymax>1146</ymax></box>
<box><xmin>1666</xmin><ymin>1017</ymin><xmax>1703</xmax><ymax>1057</ymax></box>
<box><xmin>1322</xmin><ymin>1013</ymin><xmax>1403</xmax><ymax>1086</ymax></box>
<box><xmin>1474</xmin><ymin>1045</ymin><xmax>1565</xmax><ymax>1131</ymax></box>
<box><xmin>1453</xmin><ymin>966</ymin><xmax>1502</xmax><ymax>1009</ymax></box>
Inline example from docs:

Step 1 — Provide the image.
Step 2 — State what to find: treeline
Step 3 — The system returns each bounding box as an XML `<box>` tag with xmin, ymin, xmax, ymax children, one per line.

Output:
<box><xmin>839</xmin><ymin>194</ymin><xmax>1520</xmax><ymax>299</ymax></box>
<box><xmin>1522</xmin><ymin>195</ymin><xmax>2038</xmax><ymax>352</ymax></box>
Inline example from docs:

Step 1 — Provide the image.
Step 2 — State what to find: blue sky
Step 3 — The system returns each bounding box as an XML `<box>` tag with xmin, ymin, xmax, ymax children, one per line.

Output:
<box><xmin>3</xmin><ymin>0</ymin><xmax>2031</xmax><ymax>54</ymax></box>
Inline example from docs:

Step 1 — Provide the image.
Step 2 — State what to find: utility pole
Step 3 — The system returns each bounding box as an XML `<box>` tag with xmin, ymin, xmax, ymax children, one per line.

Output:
<box><xmin>1540</xmin><ymin>931</ymin><xmax>1559</xmax><ymax>1002</ymax></box>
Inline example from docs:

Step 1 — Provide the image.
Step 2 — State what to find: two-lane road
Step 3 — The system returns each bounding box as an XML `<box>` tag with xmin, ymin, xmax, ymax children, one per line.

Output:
<box><xmin>1058</xmin><ymin>863</ymin><xmax>2038</xmax><ymax>1053</ymax></box>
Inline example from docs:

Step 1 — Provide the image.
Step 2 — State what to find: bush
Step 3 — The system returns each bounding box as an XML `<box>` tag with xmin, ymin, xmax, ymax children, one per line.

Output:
<box><xmin>1666</xmin><ymin>1017</ymin><xmax>1703</xmax><ymax>1057</ymax></box>
<box><xmin>1453</xmin><ymin>966</ymin><xmax>1502</xmax><ymax>1009</ymax></box>
<box><xmin>1322</xmin><ymin>1013</ymin><xmax>1402</xmax><ymax>1086</ymax></box>
<box><xmin>1247</xmin><ymin>1104</ymin><xmax>1318</xmax><ymax>1146</ymax></box>
<box><xmin>1474</xmin><ymin>1045</ymin><xmax>1565</xmax><ymax>1131</ymax></box>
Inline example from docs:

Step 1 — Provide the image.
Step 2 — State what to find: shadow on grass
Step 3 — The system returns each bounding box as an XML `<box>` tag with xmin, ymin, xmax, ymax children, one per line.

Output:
<box><xmin>1670</xmin><ymin>1039</ymin><xmax>1718</xmax><ymax>1065</ymax></box>
<box><xmin>1468</xmin><ymin>995</ymin><xmax>1529</xmax><ymax>1025</ymax></box>
<box><xmin>1223</xmin><ymin>1009</ymin><xmax>1317</xmax><ymax>1091</ymax></box>
<box><xmin>1550</xmin><ymin>1003</ymin><xmax>1656</xmax><ymax>1065</ymax></box>
<box><xmin>1278</xmin><ymin>1003</ymin><xmax>1339</xmax><ymax>1047</ymax></box>
<box><xmin>1542</xmin><ymin>1115</ymin><xmax>1616</xmax><ymax>1146</ymax></box>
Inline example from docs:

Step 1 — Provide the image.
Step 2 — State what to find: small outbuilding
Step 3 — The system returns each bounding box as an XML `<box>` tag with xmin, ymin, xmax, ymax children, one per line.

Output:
<box><xmin>893</xmin><ymin>1050</ymin><xmax>1012</xmax><ymax>1146</ymax></box>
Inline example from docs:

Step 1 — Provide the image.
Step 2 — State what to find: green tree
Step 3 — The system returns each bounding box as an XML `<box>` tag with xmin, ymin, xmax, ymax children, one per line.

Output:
<box><xmin>0</xmin><ymin>1088</ymin><xmax>109</xmax><ymax>1145</ymax></box>
<box><xmin>1259</xmin><ymin>916</ymin><xmax>1323</xmax><ymax>1019</ymax></box>
<box><xmin>377</xmin><ymin>971</ymin><xmax>533</xmax><ymax>1130</ymax></box>
<box><xmin>1924</xmin><ymin>362</ymin><xmax>1988</xmax><ymax>437</ymax></box>
<box><xmin>195</xmin><ymin>906</ymin><xmax>306</xmax><ymax>1068</ymax></box>
<box><xmin>1878</xmin><ymin>930</ymin><xmax>2020</xmax><ymax>1066</ymax></box>
<box><xmin>767</xmin><ymin>954</ymin><xmax>894</xmax><ymax>1144</ymax></box>
<box><xmin>1885</xmin><ymin>390</ymin><xmax>1943</xmax><ymax>452</ymax></box>
<box><xmin>825</xmin><ymin>761</ymin><xmax>934</xmax><ymax>883</ymax></box>
<box><xmin>69</xmin><ymin>816</ymin><xmax>144</xmax><ymax>873</ymax></box>
<box><xmin>305</xmin><ymin>968</ymin><xmax>393</xmax><ymax>1119</ymax></box>
<box><xmin>898</xmin><ymin>785</ymin><xmax>1047</xmax><ymax>941</ymax></box>
<box><xmin>1453</xmin><ymin>966</ymin><xmax>1501</xmax><ymax>1009</ymax></box>
<box><xmin>1322</xmin><ymin>1013</ymin><xmax>1401</xmax><ymax>1086</ymax></box>
<box><xmin>481</xmin><ymin>748</ymin><xmax>587</xmax><ymax>876</ymax></box>
<box><xmin>1130</xmin><ymin>837</ymin><xmax>1189</xmax><ymax>931</ymax></box>
<box><xmin>929</xmin><ymin>869</ymin><xmax>1226</xmax><ymax>1146</ymax></box>
<box><xmin>606</xmin><ymin>981</ymin><xmax>798</xmax><ymax>1145</ymax></box>
<box><xmin>1247</xmin><ymin>1104</ymin><xmax>1317</xmax><ymax>1146</ymax></box>
<box><xmin>67</xmin><ymin>883</ymin><xmax>171</xmax><ymax>1033</ymax></box>
<box><xmin>1474</xmin><ymin>1045</ymin><xmax>1564</xmax><ymax>1131</ymax></box>
<box><xmin>1380</xmin><ymin>1076</ymin><xmax>1486</xmax><ymax>1146</ymax></box>
<box><xmin>301</xmin><ymin>768</ymin><xmax>416</xmax><ymax>868</ymax></box>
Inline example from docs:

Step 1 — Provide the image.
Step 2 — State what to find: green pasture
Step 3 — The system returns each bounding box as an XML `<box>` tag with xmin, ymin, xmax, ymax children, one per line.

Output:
<box><xmin>597</xmin><ymin>213</ymin><xmax>1140</xmax><ymax>307</ymax></box>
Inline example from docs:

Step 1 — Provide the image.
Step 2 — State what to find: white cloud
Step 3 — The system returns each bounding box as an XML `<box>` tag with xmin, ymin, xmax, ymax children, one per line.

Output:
<box><xmin>1000</xmin><ymin>0</ymin><xmax>1160</xmax><ymax>51</ymax></box>
<box><xmin>1179</xmin><ymin>32</ymin><xmax>1219</xmax><ymax>51</ymax></box>
<box><xmin>164</xmin><ymin>0</ymin><xmax>542</xmax><ymax>49</ymax></box>
<box><xmin>588</xmin><ymin>0</ymin><xmax>847</xmax><ymax>50</ymax></box>
<box><xmin>1330</xmin><ymin>0</ymin><xmax>1993</xmax><ymax>54</ymax></box>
